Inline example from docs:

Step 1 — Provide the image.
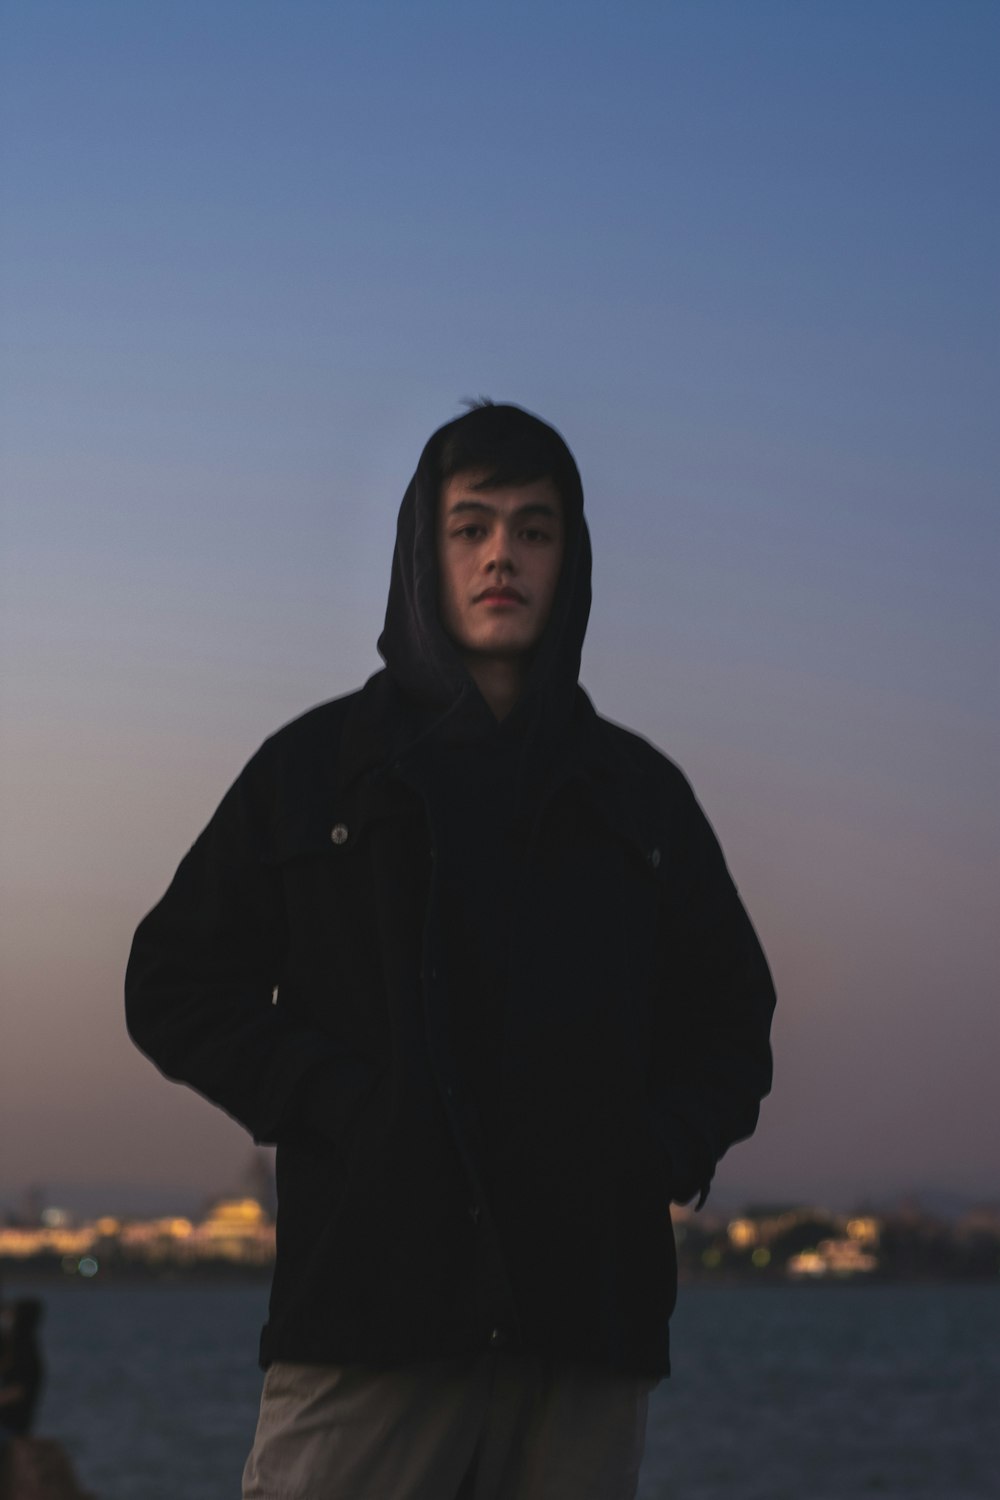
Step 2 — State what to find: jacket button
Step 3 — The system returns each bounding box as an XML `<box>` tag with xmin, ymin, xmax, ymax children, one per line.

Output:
<box><xmin>649</xmin><ymin>847</ymin><xmax>661</xmax><ymax>869</ymax></box>
<box><xmin>490</xmin><ymin>1327</ymin><xmax>506</xmax><ymax>1347</ymax></box>
<box><xmin>330</xmin><ymin>823</ymin><xmax>349</xmax><ymax>845</ymax></box>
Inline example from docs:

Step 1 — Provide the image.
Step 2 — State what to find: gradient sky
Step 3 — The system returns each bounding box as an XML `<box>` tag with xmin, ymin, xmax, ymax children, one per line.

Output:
<box><xmin>2</xmin><ymin>0</ymin><xmax>997</xmax><ymax>1215</ymax></box>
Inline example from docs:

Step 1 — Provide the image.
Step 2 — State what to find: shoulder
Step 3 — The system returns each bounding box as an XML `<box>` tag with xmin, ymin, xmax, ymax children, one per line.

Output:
<box><xmin>251</xmin><ymin>670</ymin><xmax>398</xmax><ymax>769</ymax></box>
<box><xmin>255</xmin><ymin>688</ymin><xmax>364</xmax><ymax>764</ymax></box>
<box><xmin>582</xmin><ymin>705</ymin><xmax>736</xmax><ymax>886</ymax></box>
<box><xmin>197</xmin><ymin>699</ymin><xmax>341</xmax><ymax>845</ymax></box>
<box><xmin>580</xmin><ymin>694</ymin><xmax>698</xmax><ymax>812</ymax></box>
<box><xmin>233</xmin><ymin>671</ymin><xmax>407</xmax><ymax>823</ymax></box>
<box><xmin>227</xmin><ymin>676</ymin><xmax>380</xmax><ymax>819</ymax></box>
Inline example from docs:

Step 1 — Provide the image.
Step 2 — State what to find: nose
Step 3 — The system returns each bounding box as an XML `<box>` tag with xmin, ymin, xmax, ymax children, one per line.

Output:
<box><xmin>485</xmin><ymin>529</ymin><xmax>516</xmax><ymax>575</ymax></box>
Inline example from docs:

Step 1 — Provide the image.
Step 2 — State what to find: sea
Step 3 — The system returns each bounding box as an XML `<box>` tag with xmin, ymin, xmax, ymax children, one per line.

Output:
<box><xmin>5</xmin><ymin>1280</ymin><xmax>998</xmax><ymax>1499</ymax></box>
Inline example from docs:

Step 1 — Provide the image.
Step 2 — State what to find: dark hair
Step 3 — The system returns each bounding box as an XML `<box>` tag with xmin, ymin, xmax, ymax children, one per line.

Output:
<box><xmin>437</xmin><ymin>399</ymin><xmax>577</xmax><ymax>502</ymax></box>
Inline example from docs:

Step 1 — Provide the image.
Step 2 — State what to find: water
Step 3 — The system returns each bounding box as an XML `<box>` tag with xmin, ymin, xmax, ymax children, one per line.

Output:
<box><xmin>7</xmin><ymin>1280</ymin><xmax>998</xmax><ymax>1499</ymax></box>
<box><xmin>645</xmin><ymin>1285</ymin><xmax>1000</xmax><ymax>1499</ymax></box>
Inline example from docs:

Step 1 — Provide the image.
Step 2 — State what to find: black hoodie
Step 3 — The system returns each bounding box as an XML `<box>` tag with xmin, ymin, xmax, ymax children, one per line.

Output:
<box><xmin>375</xmin><ymin>406</ymin><xmax>594</xmax><ymax>1161</ymax></box>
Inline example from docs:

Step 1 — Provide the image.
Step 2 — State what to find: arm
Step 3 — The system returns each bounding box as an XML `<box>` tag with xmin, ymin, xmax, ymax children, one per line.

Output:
<box><xmin>649</xmin><ymin>781</ymin><xmax>776</xmax><ymax>1208</ymax></box>
<box><xmin>125</xmin><ymin>746</ymin><xmax>372</xmax><ymax>1146</ymax></box>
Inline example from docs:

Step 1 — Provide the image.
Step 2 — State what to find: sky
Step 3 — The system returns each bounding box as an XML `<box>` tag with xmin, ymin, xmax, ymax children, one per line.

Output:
<box><xmin>2</xmin><ymin>0</ymin><xmax>998</xmax><ymax>1217</ymax></box>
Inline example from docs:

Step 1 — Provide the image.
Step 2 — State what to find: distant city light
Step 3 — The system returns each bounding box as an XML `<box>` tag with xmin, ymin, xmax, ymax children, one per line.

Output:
<box><xmin>2</xmin><ymin>1199</ymin><xmax>997</xmax><ymax>1281</ymax></box>
<box><xmin>727</xmin><ymin>1218</ymin><xmax>758</xmax><ymax>1249</ymax></box>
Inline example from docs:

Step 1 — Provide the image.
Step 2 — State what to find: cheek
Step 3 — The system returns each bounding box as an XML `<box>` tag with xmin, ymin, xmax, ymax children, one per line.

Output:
<box><xmin>437</xmin><ymin>579</ymin><xmax>456</xmax><ymax>629</ymax></box>
<box><xmin>437</xmin><ymin>557</ymin><xmax>465</xmax><ymax>628</ymax></box>
<box><xmin>540</xmin><ymin>555</ymin><xmax>563</xmax><ymax>611</ymax></box>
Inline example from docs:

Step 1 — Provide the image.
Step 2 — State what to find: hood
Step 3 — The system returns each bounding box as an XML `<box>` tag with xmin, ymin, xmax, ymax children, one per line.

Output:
<box><xmin>377</xmin><ymin>404</ymin><xmax>592</xmax><ymax>736</ymax></box>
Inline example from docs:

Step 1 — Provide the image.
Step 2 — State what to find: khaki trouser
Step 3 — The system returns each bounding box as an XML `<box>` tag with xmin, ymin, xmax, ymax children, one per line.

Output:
<box><xmin>242</xmin><ymin>1352</ymin><xmax>654</xmax><ymax>1500</ymax></box>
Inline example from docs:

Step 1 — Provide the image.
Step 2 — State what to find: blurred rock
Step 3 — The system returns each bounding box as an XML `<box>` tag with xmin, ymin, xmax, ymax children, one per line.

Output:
<box><xmin>0</xmin><ymin>1437</ymin><xmax>96</xmax><ymax>1500</ymax></box>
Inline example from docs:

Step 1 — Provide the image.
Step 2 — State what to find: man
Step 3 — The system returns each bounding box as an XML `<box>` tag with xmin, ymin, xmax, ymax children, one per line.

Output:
<box><xmin>126</xmin><ymin>401</ymin><xmax>775</xmax><ymax>1499</ymax></box>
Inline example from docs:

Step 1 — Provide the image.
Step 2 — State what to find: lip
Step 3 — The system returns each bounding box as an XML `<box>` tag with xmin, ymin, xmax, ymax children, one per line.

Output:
<box><xmin>476</xmin><ymin>587</ymin><xmax>526</xmax><ymax>605</ymax></box>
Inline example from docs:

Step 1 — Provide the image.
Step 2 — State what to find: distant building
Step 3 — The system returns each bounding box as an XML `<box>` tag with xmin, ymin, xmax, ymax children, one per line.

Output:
<box><xmin>0</xmin><ymin>1196</ymin><xmax>274</xmax><ymax>1275</ymax></box>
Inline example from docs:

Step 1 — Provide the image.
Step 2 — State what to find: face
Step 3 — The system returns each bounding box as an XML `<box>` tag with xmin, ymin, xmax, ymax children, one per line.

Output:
<box><xmin>437</xmin><ymin>471</ymin><xmax>565</xmax><ymax>664</ymax></box>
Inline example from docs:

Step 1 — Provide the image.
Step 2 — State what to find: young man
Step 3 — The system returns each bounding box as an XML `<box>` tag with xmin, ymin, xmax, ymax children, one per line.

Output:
<box><xmin>126</xmin><ymin>402</ymin><xmax>775</xmax><ymax>1499</ymax></box>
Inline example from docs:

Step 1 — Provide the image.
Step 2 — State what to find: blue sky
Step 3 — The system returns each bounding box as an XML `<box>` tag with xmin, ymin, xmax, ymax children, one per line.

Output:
<box><xmin>2</xmin><ymin>0</ymin><xmax>997</xmax><ymax>1212</ymax></box>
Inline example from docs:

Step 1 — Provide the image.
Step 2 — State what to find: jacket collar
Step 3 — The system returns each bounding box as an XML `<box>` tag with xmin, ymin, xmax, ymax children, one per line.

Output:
<box><xmin>335</xmin><ymin>671</ymin><xmax>651</xmax><ymax>857</ymax></box>
<box><xmin>335</xmin><ymin>670</ymin><xmax>475</xmax><ymax>792</ymax></box>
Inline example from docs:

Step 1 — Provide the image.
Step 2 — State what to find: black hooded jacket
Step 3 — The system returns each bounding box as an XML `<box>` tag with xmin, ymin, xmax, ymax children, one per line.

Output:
<box><xmin>125</xmin><ymin>407</ymin><xmax>775</xmax><ymax>1376</ymax></box>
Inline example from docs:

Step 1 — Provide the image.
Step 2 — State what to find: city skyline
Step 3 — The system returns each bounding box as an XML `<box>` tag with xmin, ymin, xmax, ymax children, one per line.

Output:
<box><xmin>2</xmin><ymin>1169</ymin><xmax>994</xmax><ymax>1230</ymax></box>
<box><xmin>5</xmin><ymin>1185</ymin><xmax>997</xmax><ymax>1289</ymax></box>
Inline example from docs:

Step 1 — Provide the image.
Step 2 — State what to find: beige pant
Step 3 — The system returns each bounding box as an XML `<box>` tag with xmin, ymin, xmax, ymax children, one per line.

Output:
<box><xmin>242</xmin><ymin>1352</ymin><xmax>653</xmax><ymax>1500</ymax></box>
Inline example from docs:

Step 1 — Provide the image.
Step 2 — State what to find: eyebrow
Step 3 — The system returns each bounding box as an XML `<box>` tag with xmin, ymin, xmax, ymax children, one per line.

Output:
<box><xmin>445</xmin><ymin>499</ymin><xmax>560</xmax><ymax>521</ymax></box>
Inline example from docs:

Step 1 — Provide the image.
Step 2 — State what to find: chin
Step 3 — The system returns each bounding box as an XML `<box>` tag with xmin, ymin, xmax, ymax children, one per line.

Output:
<box><xmin>461</xmin><ymin>632</ymin><xmax>533</xmax><ymax>660</ymax></box>
<box><xmin>478</xmin><ymin>631</ymin><xmax>537</xmax><ymax>656</ymax></box>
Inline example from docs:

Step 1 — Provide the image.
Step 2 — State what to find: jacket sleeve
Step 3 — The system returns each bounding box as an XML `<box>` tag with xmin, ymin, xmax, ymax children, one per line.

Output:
<box><xmin>125</xmin><ymin>745</ymin><xmax>373</xmax><ymax>1147</ymax></box>
<box><xmin>649</xmin><ymin>777</ymin><xmax>776</xmax><ymax>1208</ymax></box>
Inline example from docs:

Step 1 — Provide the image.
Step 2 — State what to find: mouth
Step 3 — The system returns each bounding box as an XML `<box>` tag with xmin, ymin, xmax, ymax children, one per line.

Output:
<box><xmin>476</xmin><ymin>587</ymin><xmax>526</xmax><ymax>606</ymax></box>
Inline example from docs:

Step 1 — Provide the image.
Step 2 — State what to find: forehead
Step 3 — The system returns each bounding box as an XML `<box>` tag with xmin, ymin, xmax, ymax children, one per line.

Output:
<box><xmin>439</xmin><ymin>470</ymin><xmax>563</xmax><ymax>522</ymax></box>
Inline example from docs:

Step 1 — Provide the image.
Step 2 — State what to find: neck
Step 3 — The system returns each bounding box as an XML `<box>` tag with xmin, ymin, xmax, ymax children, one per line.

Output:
<box><xmin>462</xmin><ymin>655</ymin><xmax>525</xmax><ymax>721</ymax></box>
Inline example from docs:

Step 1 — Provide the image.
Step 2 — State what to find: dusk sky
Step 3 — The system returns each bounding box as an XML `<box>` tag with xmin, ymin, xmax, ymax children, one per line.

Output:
<box><xmin>2</xmin><ymin>0</ymin><xmax>997</xmax><ymax>1216</ymax></box>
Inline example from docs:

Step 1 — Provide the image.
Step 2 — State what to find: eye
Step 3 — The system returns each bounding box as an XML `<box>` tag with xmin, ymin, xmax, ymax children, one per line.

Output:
<box><xmin>452</xmin><ymin>524</ymin><xmax>485</xmax><ymax>540</ymax></box>
<box><xmin>521</xmin><ymin>527</ymin><xmax>552</xmax><ymax>543</ymax></box>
